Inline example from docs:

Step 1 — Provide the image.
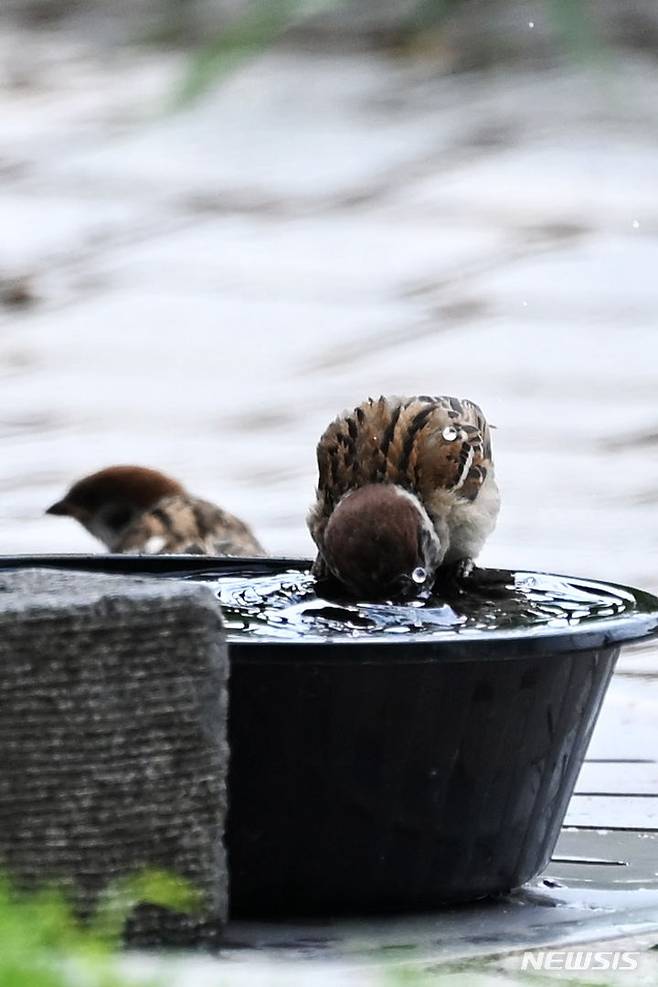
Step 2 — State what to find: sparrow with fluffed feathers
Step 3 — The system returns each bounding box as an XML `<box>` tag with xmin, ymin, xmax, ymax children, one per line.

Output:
<box><xmin>47</xmin><ymin>465</ymin><xmax>265</xmax><ymax>556</ymax></box>
<box><xmin>308</xmin><ymin>394</ymin><xmax>500</xmax><ymax>600</ymax></box>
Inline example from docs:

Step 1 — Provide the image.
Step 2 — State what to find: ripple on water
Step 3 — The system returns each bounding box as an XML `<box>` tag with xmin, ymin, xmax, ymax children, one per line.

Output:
<box><xmin>184</xmin><ymin>568</ymin><xmax>641</xmax><ymax>643</ymax></box>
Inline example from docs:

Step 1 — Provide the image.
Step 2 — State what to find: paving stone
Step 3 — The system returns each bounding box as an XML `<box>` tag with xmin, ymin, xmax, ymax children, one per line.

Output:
<box><xmin>0</xmin><ymin>20</ymin><xmax>657</xmax><ymax>969</ymax></box>
<box><xmin>0</xmin><ymin>568</ymin><xmax>228</xmax><ymax>939</ymax></box>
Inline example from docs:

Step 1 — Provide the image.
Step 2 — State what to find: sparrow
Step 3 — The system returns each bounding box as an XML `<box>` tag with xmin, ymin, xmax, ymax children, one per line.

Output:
<box><xmin>46</xmin><ymin>465</ymin><xmax>266</xmax><ymax>556</ymax></box>
<box><xmin>307</xmin><ymin>395</ymin><xmax>500</xmax><ymax>600</ymax></box>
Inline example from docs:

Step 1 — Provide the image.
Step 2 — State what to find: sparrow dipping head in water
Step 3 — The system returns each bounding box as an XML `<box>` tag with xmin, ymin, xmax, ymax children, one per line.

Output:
<box><xmin>47</xmin><ymin>465</ymin><xmax>265</xmax><ymax>556</ymax></box>
<box><xmin>307</xmin><ymin>395</ymin><xmax>500</xmax><ymax>600</ymax></box>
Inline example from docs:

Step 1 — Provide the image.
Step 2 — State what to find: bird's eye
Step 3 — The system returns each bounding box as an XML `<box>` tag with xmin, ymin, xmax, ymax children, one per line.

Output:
<box><xmin>412</xmin><ymin>566</ymin><xmax>427</xmax><ymax>585</ymax></box>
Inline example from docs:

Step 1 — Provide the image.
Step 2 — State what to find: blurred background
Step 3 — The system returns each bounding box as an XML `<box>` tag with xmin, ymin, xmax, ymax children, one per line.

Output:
<box><xmin>1</xmin><ymin>0</ymin><xmax>657</xmax><ymax>589</ymax></box>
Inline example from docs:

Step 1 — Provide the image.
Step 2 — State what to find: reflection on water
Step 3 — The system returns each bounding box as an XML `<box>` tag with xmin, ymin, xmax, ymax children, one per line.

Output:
<box><xmin>188</xmin><ymin>567</ymin><xmax>643</xmax><ymax>641</ymax></box>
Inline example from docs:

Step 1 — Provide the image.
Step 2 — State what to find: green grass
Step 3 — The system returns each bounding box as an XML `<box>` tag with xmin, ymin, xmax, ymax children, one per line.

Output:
<box><xmin>0</xmin><ymin>871</ymin><xmax>202</xmax><ymax>987</ymax></box>
<box><xmin>173</xmin><ymin>0</ymin><xmax>350</xmax><ymax>105</ymax></box>
<box><xmin>548</xmin><ymin>0</ymin><xmax>600</xmax><ymax>58</ymax></box>
<box><xmin>175</xmin><ymin>0</ymin><xmax>600</xmax><ymax>104</ymax></box>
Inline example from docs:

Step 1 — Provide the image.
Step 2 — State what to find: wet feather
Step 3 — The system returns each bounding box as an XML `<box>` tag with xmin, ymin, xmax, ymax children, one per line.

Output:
<box><xmin>308</xmin><ymin>394</ymin><xmax>500</xmax><ymax>596</ymax></box>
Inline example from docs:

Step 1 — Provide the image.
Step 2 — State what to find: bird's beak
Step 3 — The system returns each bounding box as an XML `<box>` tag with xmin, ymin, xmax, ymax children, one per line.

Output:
<box><xmin>46</xmin><ymin>499</ymin><xmax>74</xmax><ymax>517</ymax></box>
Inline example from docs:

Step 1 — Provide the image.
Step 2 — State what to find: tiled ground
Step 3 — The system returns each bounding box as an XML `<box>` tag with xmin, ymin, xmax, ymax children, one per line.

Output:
<box><xmin>1</xmin><ymin>21</ymin><xmax>657</xmax><ymax>981</ymax></box>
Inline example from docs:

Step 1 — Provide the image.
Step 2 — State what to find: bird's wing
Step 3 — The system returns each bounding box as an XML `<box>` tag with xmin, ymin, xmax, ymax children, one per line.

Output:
<box><xmin>401</xmin><ymin>395</ymin><xmax>494</xmax><ymax>506</ymax></box>
<box><xmin>315</xmin><ymin>396</ymin><xmax>393</xmax><ymax>510</ymax></box>
<box><xmin>115</xmin><ymin>495</ymin><xmax>265</xmax><ymax>556</ymax></box>
<box><xmin>309</xmin><ymin>396</ymin><xmax>392</xmax><ymax>549</ymax></box>
<box><xmin>310</xmin><ymin>395</ymin><xmax>494</xmax><ymax>547</ymax></box>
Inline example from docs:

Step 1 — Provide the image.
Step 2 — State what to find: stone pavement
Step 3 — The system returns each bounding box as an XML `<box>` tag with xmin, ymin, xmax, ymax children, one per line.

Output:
<box><xmin>1</xmin><ymin>27</ymin><xmax>657</xmax><ymax>589</ymax></box>
<box><xmin>117</xmin><ymin>934</ymin><xmax>658</xmax><ymax>986</ymax></box>
<box><xmin>1</xmin><ymin>21</ymin><xmax>657</xmax><ymax>980</ymax></box>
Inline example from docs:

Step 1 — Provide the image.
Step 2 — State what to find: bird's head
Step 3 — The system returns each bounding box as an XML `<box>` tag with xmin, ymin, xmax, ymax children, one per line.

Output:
<box><xmin>46</xmin><ymin>465</ymin><xmax>184</xmax><ymax>549</ymax></box>
<box><xmin>320</xmin><ymin>484</ymin><xmax>444</xmax><ymax>601</ymax></box>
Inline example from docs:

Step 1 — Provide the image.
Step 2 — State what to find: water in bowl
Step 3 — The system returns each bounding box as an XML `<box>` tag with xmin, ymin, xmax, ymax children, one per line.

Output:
<box><xmin>185</xmin><ymin>567</ymin><xmax>638</xmax><ymax>641</ymax></box>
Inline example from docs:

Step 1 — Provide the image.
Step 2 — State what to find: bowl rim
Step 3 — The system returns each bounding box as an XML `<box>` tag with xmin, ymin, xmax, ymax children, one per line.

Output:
<box><xmin>1</xmin><ymin>553</ymin><xmax>657</xmax><ymax>661</ymax></box>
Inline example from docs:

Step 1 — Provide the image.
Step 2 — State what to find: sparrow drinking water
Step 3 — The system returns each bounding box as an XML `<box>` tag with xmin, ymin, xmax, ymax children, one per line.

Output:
<box><xmin>47</xmin><ymin>465</ymin><xmax>265</xmax><ymax>556</ymax></box>
<box><xmin>308</xmin><ymin>395</ymin><xmax>499</xmax><ymax>600</ymax></box>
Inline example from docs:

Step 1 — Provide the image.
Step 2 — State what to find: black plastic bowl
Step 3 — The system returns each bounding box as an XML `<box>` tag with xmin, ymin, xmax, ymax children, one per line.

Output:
<box><xmin>2</xmin><ymin>554</ymin><xmax>658</xmax><ymax>917</ymax></box>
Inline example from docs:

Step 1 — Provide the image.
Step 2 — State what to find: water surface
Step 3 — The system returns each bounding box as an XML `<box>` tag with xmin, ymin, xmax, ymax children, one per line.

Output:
<box><xmin>189</xmin><ymin>568</ymin><xmax>641</xmax><ymax>642</ymax></box>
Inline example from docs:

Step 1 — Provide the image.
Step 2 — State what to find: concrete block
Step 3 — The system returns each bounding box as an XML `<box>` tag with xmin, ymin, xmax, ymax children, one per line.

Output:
<box><xmin>0</xmin><ymin>568</ymin><xmax>228</xmax><ymax>941</ymax></box>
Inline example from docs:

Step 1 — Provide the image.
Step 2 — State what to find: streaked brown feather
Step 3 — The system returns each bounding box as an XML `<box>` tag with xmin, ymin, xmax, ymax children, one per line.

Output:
<box><xmin>310</xmin><ymin>394</ymin><xmax>494</xmax><ymax>548</ymax></box>
<box><xmin>115</xmin><ymin>494</ymin><xmax>265</xmax><ymax>556</ymax></box>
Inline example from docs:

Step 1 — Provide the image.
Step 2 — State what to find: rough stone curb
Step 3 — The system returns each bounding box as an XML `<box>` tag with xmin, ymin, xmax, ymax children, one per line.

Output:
<box><xmin>0</xmin><ymin>567</ymin><xmax>228</xmax><ymax>943</ymax></box>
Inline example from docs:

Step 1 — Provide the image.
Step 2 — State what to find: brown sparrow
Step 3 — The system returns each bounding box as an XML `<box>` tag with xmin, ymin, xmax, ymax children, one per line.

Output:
<box><xmin>47</xmin><ymin>465</ymin><xmax>266</xmax><ymax>556</ymax></box>
<box><xmin>308</xmin><ymin>395</ymin><xmax>500</xmax><ymax>600</ymax></box>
